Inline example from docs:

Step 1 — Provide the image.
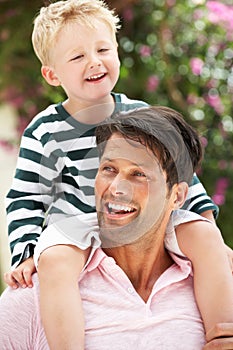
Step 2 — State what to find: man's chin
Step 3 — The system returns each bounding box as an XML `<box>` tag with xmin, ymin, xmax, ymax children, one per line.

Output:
<box><xmin>99</xmin><ymin>218</ymin><xmax>150</xmax><ymax>248</ymax></box>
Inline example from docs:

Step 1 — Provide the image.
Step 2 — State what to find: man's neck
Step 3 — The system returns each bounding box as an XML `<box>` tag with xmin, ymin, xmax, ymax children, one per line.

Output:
<box><xmin>103</xmin><ymin>237</ymin><xmax>173</xmax><ymax>303</ymax></box>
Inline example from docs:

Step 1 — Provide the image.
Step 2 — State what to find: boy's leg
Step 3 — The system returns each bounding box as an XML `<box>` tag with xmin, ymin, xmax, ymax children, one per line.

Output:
<box><xmin>37</xmin><ymin>244</ymin><xmax>90</xmax><ymax>350</ymax></box>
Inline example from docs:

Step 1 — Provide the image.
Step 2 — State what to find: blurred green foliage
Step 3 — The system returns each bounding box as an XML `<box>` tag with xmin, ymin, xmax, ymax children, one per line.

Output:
<box><xmin>0</xmin><ymin>0</ymin><xmax>232</xmax><ymax>253</ymax></box>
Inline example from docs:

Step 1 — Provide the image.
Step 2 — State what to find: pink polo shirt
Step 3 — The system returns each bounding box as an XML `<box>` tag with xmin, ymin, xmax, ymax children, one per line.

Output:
<box><xmin>0</xmin><ymin>248</ymin><xmax>205</xmax><ymax>349</ymax></box>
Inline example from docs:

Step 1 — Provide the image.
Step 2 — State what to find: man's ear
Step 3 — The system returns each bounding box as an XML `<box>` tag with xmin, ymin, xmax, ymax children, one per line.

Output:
<box><xmin>173</xmin><ymin>182</ymin><xmax>189</xmax><ymax>209</ymax></box>
<box><xmin>41</xmin><ymin>66</ymin><xmax>61</xmax><ymax>87</ymax></box>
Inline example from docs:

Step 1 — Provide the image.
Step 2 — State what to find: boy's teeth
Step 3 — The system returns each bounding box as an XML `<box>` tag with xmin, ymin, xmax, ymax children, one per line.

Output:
<box><xmin>87</xmin><ymin>73</ymin><xmax>104</xmax><ymax>80</ymax></box>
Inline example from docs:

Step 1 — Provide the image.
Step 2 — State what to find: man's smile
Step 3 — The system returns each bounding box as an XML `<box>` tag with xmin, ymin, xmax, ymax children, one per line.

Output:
<box><xmin>103</xmin><ymin>201</ymin><xmax>137</xmax><ymax>220</ymax></box>
<box><xmin>107</xmin><ymin>201</ymin><xmax>136</xmax><ymax>213</ymax></box>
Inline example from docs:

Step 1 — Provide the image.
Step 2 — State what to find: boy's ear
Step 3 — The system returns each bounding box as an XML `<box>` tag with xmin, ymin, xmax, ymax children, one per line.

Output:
<box><xmin>172</xmin><ymin>182</ymin><xmax>189</xmax><ymax>209</ymax></box>
<box><xmin>41</xmin><ymin>66</ymin><xmax>61</xmax><ymax>87</ymax></box>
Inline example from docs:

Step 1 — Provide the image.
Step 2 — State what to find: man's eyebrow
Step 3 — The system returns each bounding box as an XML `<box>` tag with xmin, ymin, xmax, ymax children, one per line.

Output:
<box><xmin>100</xmin><ymin>156</ymin><xmax>152</xmax><ymax>168</ymax></box>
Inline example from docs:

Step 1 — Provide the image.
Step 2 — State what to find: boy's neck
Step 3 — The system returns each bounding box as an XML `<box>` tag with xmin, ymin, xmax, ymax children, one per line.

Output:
<box><xmin>63</xmin><ymin>95</ymin><xmax>115</xmax><ymax>124</ymax></box>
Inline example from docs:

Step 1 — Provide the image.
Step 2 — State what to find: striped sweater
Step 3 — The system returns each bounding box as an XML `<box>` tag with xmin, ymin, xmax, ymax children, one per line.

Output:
<box><xmin>6</xmin><ymin>93</ymin><xmax>218</xmax><ymax>268</ymax></box>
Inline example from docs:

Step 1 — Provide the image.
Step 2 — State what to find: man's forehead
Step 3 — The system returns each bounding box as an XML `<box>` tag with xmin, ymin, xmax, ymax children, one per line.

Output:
<box><xmin>100</xmin><ymin>134</ymin><xmax>156</xmax><ymax>166</ymax></box>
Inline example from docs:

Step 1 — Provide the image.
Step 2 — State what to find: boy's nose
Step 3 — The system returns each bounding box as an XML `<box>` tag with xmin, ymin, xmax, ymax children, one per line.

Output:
<box><xmin>89</xmin><ymin>54</ymin><xmax>102</xmax><ymax>69</ymax></box>
<box><xmin>90</xmin><ymin>62</ymin><xmax>101</xmax><ymax>69</ymax></box>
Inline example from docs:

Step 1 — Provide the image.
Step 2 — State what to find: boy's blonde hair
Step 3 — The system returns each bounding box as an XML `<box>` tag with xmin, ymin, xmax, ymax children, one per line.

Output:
<box><xmin>32</xmin><ymin>0</ymin><xmax>121</xmax><ymax>65</ymax></box>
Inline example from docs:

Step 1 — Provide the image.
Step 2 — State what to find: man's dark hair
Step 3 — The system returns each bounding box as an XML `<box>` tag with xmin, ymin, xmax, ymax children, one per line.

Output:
<box><xmin>95</xmin><ymin>106</ymin><xmax>203</xmax><ymax>190</ymax></box>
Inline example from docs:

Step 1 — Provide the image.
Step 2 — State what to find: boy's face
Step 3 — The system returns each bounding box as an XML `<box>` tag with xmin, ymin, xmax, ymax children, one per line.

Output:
<box><xmin>95</xmin><ymin>133</ymin><xmax>177</xmax><ymax>247</ymax></box>
<box><xmin>43</xmin><ymin>19</ymin><xmax>120</xmax><ymax>110</ymax></box>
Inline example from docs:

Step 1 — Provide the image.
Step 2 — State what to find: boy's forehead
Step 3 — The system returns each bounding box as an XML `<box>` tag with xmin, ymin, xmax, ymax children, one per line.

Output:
<box><xmin>65</xmin><ymin>17</ymin><xmax>115</xmax><ymax>34</ymax></box>
<box><xmin>101</xmin><ymin>134</ymin><xmax>157</xmax><ymax>167</ymax></box>
<box><xmin>57</xmin><ymin>18</ymin><xmax>117</xmax><ymax>45</ymax></box>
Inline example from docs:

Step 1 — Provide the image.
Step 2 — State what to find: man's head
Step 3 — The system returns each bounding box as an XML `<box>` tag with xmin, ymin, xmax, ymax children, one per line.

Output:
<box><xmin>32</xmin><ymin>0</ymin><xmax>120</xmax><ymax>66</ymax></box>
<box><xmin>95</xmin><ymin>106</ymin><xmax>203</xmax><ymax>247</ymax></box>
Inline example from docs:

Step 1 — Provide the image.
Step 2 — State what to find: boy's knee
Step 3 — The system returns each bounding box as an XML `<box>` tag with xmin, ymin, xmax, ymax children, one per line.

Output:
<box><xmin>37</xmin><ymin>244</ymin><xmax>86</xmax><ymax>278</ymax></box>
<box><xmin>38</xmin><ymin>245</ymin><xmax>73</xmax><ymax>274</ymax></box>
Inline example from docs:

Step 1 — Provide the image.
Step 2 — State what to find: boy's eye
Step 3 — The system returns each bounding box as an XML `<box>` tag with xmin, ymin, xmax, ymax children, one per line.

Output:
<box><xmin>70</xmin><ymin>54</ymin><xmax>83</xmax><ymax>61</ymax></box>
<box><xmin>98</xmin><ymin>48</ymin><xmax>109</xmax><ymax>53</ymax></box>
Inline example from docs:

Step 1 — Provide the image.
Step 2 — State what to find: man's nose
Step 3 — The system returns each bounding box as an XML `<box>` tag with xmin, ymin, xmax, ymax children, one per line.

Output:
<box><xmin>109</xmin><ymin>176</ymin><xmax>132</xmax><ymax>196</ymax></box>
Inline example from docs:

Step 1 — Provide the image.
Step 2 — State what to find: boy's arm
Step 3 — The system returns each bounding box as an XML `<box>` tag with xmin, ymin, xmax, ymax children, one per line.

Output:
<box><xmin>176</xmin><ymin>220</ymin><xmax>233</xmax><ymax>336</ymax></box>
<box><xmin>183</xmin><ymin>173</ymin><xmax>219</xmax><ymax>218</ymax></box>
<box><xmin>199</xmin><ymin>209</ymin><xmax>215</xmax><ymax>223</ymax></box>
<box><xmin>6</xmin><ymin>129</ymin><xmax>58</xmax><ymax>269</ymax></box>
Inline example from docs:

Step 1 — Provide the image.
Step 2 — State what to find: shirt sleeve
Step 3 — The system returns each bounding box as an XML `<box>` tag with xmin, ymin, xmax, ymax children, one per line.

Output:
<box><xmin>34</xmin><ymin>212</ymin><xmax>100</xmax><ymax>268</ymax></box>
<box><xmin>5</xmin><ymin>126</ymin><xmax>57</xmax><ymax>269</ymax></box>
<box><xmin>182</xmin><ymin>173</ymin><xmax>219</xmax><ymax>218</ymax></box>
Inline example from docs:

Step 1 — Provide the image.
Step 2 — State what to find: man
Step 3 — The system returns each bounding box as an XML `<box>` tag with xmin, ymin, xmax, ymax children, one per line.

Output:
<box><xmin>0</xmin><ymin>106</ymin><xmax>233</xmax><ymax>349</ymax></box>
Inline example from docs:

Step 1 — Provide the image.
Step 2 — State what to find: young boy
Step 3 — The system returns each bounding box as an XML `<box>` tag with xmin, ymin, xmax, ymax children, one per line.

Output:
<box><xmin>4</xmin><ymin>0</ymin><xmax>231</xmax><ymax>349</ymax></box>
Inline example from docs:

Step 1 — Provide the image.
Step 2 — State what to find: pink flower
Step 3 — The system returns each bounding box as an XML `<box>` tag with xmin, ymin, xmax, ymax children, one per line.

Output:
<box><xmin>139</xmin><ymin>45</ymin><xmax>152</xmax><ymax>58</ymax></box>
<box><xmin>0</xmin><ymin>29</ymin><xmax>10</xmax><ymax>41</ymax></box>
<box><xmin>200</xmin><ymin>136</ymin><xmax>208</xmax><ymax>148</ymax></box>
<box><xmin>212</xmin><ymin>177</ymin><xmax>230</xmax><ymax>206</ymax></box>
<box><xmin>166</xmin><ymin>0</ymin><xmax>176</xmax><ymax>7</ymax></box>
<box><xmin>123</xmin><ymin>7</ymin><xmax>134</xmax><ymax>22</ymax></box>
<box><xmin>206</xmin><ymin>79</ymin><xmax>218</xmax><ymax>89</ymax></box>
<box><xmin>146</xmin><ymin>75</ymin><xmax>160</xmax><ymax>92</ymax></box>
<box><xmin>205</xmin><ymin>94</ymin><xmax>224</xmax><ymax>115</ymax></box>
<box><xmin>0</xmin><ymin>140</ymin><xmax>17</xmax><ymax>154</ymax></box>
<box><xmin>207</xmin><ymin>1</ymin><xmax>233</xmax><ymax>38</ymax></box>
<box><xmin>190</xmin><ymin>57</ymin><xmax>204</xmax><ymax>76</ymax></box>
<box><xmin>218</xmin><ymin>160</ymin><xmax>227</xmax><ymax>171</ymax></box>
<box><xmin>16</xmin><ymin>116</ymin><xmax>29</xmax><ymax>137</ymax></box>
<box><xmin>212</xmin><ymin>193</ymin><xmax>225</xmax><ymax>206</ymax></box>
<box><xmin>187</xmin><ymin>94</ymin><xmax>199</xmax><ymax>105</ymax></box>
<box><xmin>193</xmin><ymin>9</ymin><xmax>204</xmax><ymax>21</ymax></box>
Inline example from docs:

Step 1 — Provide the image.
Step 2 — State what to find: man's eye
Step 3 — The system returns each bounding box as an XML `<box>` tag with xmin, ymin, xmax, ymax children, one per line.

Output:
<box><xmin>102</xmin><ymin>166</ymin><xmax>115</xmax><ymax>172</ymax></box>
<box><xmin>133</xmin><ymin>171</ymin><xmax>146</xmax><ymax>177</ymax></box>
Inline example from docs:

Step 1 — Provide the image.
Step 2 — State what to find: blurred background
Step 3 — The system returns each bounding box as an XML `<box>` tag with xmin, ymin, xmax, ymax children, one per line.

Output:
<box><xmin>0</xmin><ymin>0</ymin><xmax>233</xmax><ymax>293</ymax></box>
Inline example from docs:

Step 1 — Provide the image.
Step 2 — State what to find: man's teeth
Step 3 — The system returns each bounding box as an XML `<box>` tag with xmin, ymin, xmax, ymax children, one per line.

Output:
<box><xmin>108</xmin><ymin>203</ymin><xmax>134</xmax><ymax>212</ymax></box>
<box><xmin>87</xmin><ymin>73</ymin><xmax>104</xmax><ymax>81</ymax></box>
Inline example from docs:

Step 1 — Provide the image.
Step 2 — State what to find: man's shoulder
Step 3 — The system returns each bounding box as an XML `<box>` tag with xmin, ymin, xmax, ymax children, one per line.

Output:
<box><xmin>0</xmin><ymin>274</ymin><xmax>45</xmax><ymax>349</ymax></box>
<box><xmin>0</xmin><ymin>274</ymin><xmax>40</xmax><ymax>326</ymax></box>
<box><xmin>0</xmin><ymin>273</ymin><xmax>40</xmax><ymax>306</ymax></box>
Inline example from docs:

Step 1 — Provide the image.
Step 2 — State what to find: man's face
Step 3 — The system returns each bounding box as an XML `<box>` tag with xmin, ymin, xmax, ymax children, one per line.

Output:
<box><xmin>95</xmin><ymin>133</ymin><xmax>175</xmax><ymax>247</ymax></box>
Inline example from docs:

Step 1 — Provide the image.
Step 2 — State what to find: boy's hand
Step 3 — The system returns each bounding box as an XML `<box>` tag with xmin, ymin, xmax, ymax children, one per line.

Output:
<box><xmin>4</xmin><ymin>257</ymin><xmax>36</xmax><ymax>289</ymax></box>
<box><xmin>204</xmin><ymin>323</ymin><xmax>233</xmax><ymax>349</ymax></box>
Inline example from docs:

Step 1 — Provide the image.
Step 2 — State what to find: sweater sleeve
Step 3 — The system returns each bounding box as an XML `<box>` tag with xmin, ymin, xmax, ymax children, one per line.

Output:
<box><xmin>6</xmin><ymin>125</ymin><xmax>58</xmax><ymax>269</ymax></box>
<box><xmin>182</xmin><ymin>173</ymin><xmax>219</xmax><ymax>218</ymax></box>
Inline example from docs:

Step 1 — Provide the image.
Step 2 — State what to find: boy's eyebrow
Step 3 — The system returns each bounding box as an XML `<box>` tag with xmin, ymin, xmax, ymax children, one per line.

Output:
<box><xmin>70</xmin><ymin>39</ymin><xmax>114</xmax><ymax>52</ymax></box>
